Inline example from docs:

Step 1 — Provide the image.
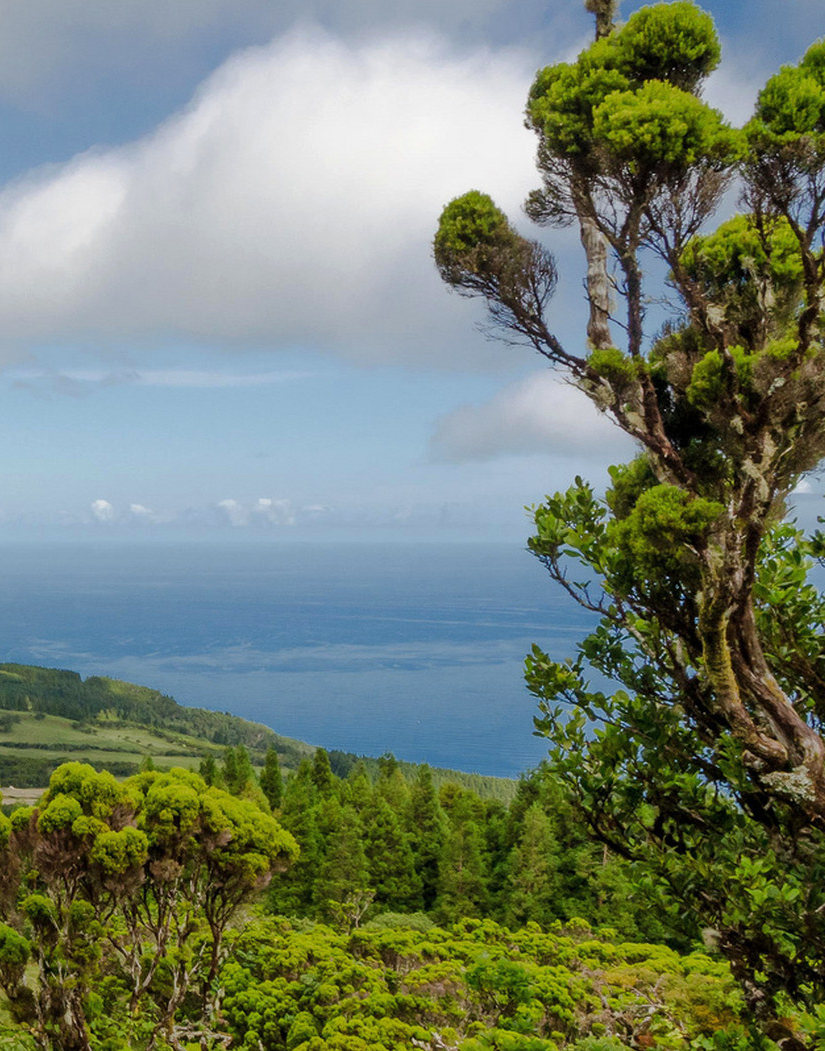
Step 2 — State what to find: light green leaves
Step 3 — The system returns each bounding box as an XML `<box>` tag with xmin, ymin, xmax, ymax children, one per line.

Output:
<box><xmin>592</xmin><ymin>81</ymin><xmax>733</xmax><ymax>172</ymax></box>
<box><xmin>754</xmin><ymin>38</ymin><xmax>825</xmax><ymax>139</ymax></box>
<box><xmin>37</xmin><ymin>792</ymin><xmax>83</xmax><ymax>833</ymax></box>
<box><xmin>611</xmin><ymin>1</ymin><xmax>720</xmax><ymax>90</ymax></box>
<box><xmin>89</xmin><ymin>826</ymin><xmax>148</xmax><ymax>875</ymax></box>
<box><xmin>527</xmin><ymin>2</ymin><xmax>731</xmax><ymax>177</ymax></box>
<box><xmin>434</xmin><ymin>191</ymin><xmax>530</xmax><ymax>288</ymax></box>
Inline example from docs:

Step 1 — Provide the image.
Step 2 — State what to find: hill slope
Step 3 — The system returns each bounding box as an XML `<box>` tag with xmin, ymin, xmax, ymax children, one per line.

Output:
<box><xmin>0</xmin><ymin>663</ymin><xmax>516</xmax><ymax>800</ymax></box>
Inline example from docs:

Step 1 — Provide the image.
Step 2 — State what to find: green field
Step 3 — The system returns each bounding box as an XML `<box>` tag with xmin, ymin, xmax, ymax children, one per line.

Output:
<box><xmin>0</xmin><ymin>708</ymin><xmax>259</xmax><ymax>788</ymax></box>
<box><xmin>0</xmin><ymin>665</ymin><xmax>517</xmax><ymax>801</ymax></box>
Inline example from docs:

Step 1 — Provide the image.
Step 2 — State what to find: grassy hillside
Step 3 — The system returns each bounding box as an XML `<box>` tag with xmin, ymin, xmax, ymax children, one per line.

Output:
<box><xmin>0</xmin><ymin>663</ymin><xmax>313</xmax><ymax>786</ymax></box>
<box><xmin>0</xmin><ymin>664</ymin><xmax>516</xmax><ymax>800</ymax></box>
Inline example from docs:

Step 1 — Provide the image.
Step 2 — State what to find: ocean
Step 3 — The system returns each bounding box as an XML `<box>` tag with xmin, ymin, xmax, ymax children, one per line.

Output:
<box><xmin>0</xmin><ymin>541</ymin><xmax>596</xmax><ymax>778</ymax></box>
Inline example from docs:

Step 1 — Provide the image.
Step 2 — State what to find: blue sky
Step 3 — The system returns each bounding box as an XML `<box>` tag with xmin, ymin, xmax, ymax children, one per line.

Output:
<box><xmin>0</xmin><ymin>0</ymin><xmax>819</xmax><ymax>540</ymax></box>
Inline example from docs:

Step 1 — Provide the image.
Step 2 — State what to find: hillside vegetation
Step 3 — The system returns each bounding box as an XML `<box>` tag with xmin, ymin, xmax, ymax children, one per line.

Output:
<box><xmin>0</xmin><ymin>753</ymin><xmax>814</xmax><ymax>1049</ymax></box>
<box><xmin>0</xmin><ymin>664</ymin><xmax>515</xmax><ymax>800</ymax></box>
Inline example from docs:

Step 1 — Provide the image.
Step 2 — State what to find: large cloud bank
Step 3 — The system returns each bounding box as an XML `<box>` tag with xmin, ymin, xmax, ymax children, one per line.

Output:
<box><xmin>0</xmin><ymin>29</ymin><xmax>539</xmax><ymax>367</ymax></box>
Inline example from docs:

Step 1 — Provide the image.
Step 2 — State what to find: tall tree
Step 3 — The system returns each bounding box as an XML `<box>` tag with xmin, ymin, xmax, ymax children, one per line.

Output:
<box><xmin>310</xmin><ymin>747</ymin><xmax>335</xmax><ymax>796</ymax></box>
<box><xmin>313</xmin><ymin>798</ymin><xmax>373</xmax><ymax>928</ymax></box>
<box><xmin>434</xmin><ymin>0</ymin><xmax>825</xmax><ymax>1033</ymax></box>
<box><xmin>268</xmin><ymin>760</ymin><xmax>323</xmax><ymax>916</ymax></box>
<box><xmin>259</xmin><ymin>746</ymin><xmax>283</xmax><ymax>810</ymax></box>
<box><xmin>502</xmin><ymin>803</ymin><xmax>561</xmax><ymax>929</ymax></box>
<box><xmin>435</xmin><ymin>786</ymin><xmax>489</xmax><ymax>923</ymax></box>
<box><xmin>406</xmin><ymin>765</ymin><xmax>447</xmax><ymax>911</ymax></box>
<box><xmin>375</xmin><ymin>753</ymin><xmax>411</xmax><ymax>812</ymax></box>
<box><xmin>362</xmin><ymin>792</ymin><xmax>422</xmax><ymax>912</ymax></box>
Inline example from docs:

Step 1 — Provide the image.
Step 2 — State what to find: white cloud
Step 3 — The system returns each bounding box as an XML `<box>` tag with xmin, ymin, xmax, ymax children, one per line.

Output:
<box><xmin>129</xmin><ymin>503</ymin><xmax>155</xmax><ymax>519</ymax></box>
<box><xmin>217</xmin><ymin>498</ymin><xmax>248</xmax><ymax>527</ymax></box>
<box><xmin>429</xmin><ymin>371</ymin><xmax>635</xmax><ymax>463</ymax></box>
<box><xmin>0</xmin><ymin>29</ymin><xmax>539</xmax><ymax>369</ymax></box>
<box><xmin>217</xmin><ymin>497</ymin><xmax>296</xmax><ymax>527</ymax></box>
<box><xmin>90</xmin><ymin>498</ymin><xmax>115</xmax><ymax>522</ymax></box>
<box><xmin>704</xmin><ymin>58</ymin><xmax>766</xmax><ymax>127</ymax></box>
<box><xmin>253</xmin><ymin>497</ymin><xmax>295</xmax><ymax>525</ymax></box>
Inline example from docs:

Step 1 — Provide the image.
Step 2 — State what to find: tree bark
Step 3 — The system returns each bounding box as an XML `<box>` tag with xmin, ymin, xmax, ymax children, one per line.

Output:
<box><xmin>579</xmin><ymin>214</ymin><xmax>613</xmax><ymax>349</ymax></box>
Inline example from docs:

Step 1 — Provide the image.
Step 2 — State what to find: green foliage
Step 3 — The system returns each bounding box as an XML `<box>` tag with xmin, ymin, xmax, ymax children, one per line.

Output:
<box><xmin>679</xmin><ymin>215</ymin><xmax>803</xmax><ymax>345</ymax></box>
<box><xmin>0</xmin><ymin>926</ymin><xmax>29</xmax><ymax>984</ymax></box>
<box><xmin>609</xmin><ymin>2</ymin><xmax>720</xmax><ymax>90</ymax></box>
<box><xmin>261</xmin><ymin>745</ymin><xmax>284</xmax><ymax>809</ymax></box>
<box><xmin>435</xmin><ymin>1</ymin><xmax>825</xmax><ymax>1035</ymax></box>
<box><xmin>592</xmin><ymin>79</ymin><xmax>732</xmax><ymax>171</ymax></box>
<box><xmin>266</xmin><ymin>720</ymin><xmax>676</xmax><ymax>943</ymax></box>
<box><xmin>0</xmin><ymin>761</ymin><xmax>297</xmax><ymax>1049</ymax></box>
<box><xmin>587</xmin><ymin>347</ymin><xmax>638</xmax><ymax>387</ymax></box>
<box><xmin>753</xmin><ymin>52</ymin><xmax>825</xmax><ymax>138</ymax></box>
<box><xmin>523</xmin><ymin>1</ymin><xmax>733</xmax><ymax>188</ymax></box>
<box><xmin>525</xmin><ymin>481</ymin><xmax>825</xmax><ymax>1030</ymax></box>
<box><xmin>89</xmin><ymin>826</ymin><xmax>148</xmax><ymax>875</ymax></box>
<box><xmin>435</xmin><ymin>787</ymin><xmax>489</xmax><ymax>923</ymax></box>
<box><xmin>219</xmin><ymin>914</ymin><xmax>753</xmax><ymax>1051</ymax></box>
<box><xmin>434</xmin><ymin>191</ymin><xmax>519</xmax><ymax>279</ymax></box>
<box><xmin>311</xmin><ymin>747</ymin><xmax>335</xmax><ymax>795</ymax></box>
<box><xmin>608</xmin><ymin>484</ymin><xmax>723</xmax><ymax>589</ymax></box>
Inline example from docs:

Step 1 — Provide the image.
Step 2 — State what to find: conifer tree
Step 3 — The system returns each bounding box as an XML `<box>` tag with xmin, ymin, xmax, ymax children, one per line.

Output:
<box><xmin>435</xmin><ymin>786</ymin><xmax>489</xmax><ymax>922</ymax></box>
<box><xmin>199</xmin><ymin>754</ymin><xmax>218</xmax><ymax>786</ymax></box>
<box><xmin>269</xmin><ymin>761</ymin><xmax>323</xmax><ymax>915</ymax></box>
<box><xmin>259</xmin><ymin>746</ymin><xmax>283</xmax><ymax>810</ymax></box>
<box><xmin>313</xmin><ymin>798</ymin><xmax>373</xmax><ymax>927</ymax></box>
<box><xmin>375</xmin><ymin>753</ymin><xmax>411</xmax><ymax>812</ymax></box>
<box><xmin>222</xmin><ymin>744</ymin><xmax>255</xmax><ymax>794</ymax></box>
<box><xmin>362</xmin><ymin>793</ymin><xmax>422</xmax><ymax>911</ymax></box>
<box><xmin>503</xmin><ymin>803</ymin><xmax>561</xmax><ymax>929</ymax></box>
<box><xmin>310</xmin><ymin>747</ymin><xmax>335</xmax><ymax>795</ymax></box>
<box><xmin>407</xmin><ymin>765</ymin><xmax>447</xmax><ymax>910</ymax></box>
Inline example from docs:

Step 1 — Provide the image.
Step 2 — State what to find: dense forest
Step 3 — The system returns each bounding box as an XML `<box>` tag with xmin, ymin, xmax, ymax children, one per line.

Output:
<box><xmin>260</xmin><ymin>748</ymin><xmax>669</xmax><ymax>942</ymax></box>
<box><xmin>0</xmin><ymin>751</ymin><xmax>797</xmax><ymax>1051</ymax></box>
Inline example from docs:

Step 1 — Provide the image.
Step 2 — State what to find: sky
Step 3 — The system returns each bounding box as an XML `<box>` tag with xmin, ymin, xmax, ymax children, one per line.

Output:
<box><xmin>0</xmin><ymin>0</ymin><xmax>820</xmax><ymax>541</ymax></box>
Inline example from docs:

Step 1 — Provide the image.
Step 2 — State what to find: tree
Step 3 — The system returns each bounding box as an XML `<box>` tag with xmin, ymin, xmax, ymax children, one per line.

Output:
<box><xmin>199</xmin><ymin>753</ymin><xmax>218</xmax><ymax>786</ymax></box>
<box><xmin>502</xmin><ymin>803</ymin><xmax>562</xmax><ymax>929</ymax></box>
<box><xmin>222</xmin><ymin>744</ymin><xmax>255</xmax><ymax>794</ymax></box>
<box><xmin>267</xmin><ymin>759</ymin><xmax>323</xmax><ymax>916</ymax></box>
<box><xmin>434</xmin><ymin>0</ymin><xmax>825</xmax><ymax>1035</ymax></box>
<box><xmin>313</xmin><ymin>797</ymin><xmax>373</xmax><ymax>928</ymax></box>
<box><xmin>361</xmin><ymin>792</ymin><xmax>422</xmax><ymax>911</ymax></box>
<box><xmin>259</xmin><ymin>746</ymin><xmax>283</xmax><ymax>810</ymax></box>
<box><xmin>407</xmin><ymin>764</ymin><xmax>447</xmax><ymax>910</ymax></box>
<box><xmin>435</xmin><ymin>785</ymin><xmax>489</xmax><ymax>923</ymax></box>
<box><xmin>0</xmin><ymin>762</ymin><xmax>297</xmax><ymax>1050</ymax></box>
<box><xmin>310</xmin><ymin>747</ymin><xmax>335</xmax><ymax>795</ymax></box>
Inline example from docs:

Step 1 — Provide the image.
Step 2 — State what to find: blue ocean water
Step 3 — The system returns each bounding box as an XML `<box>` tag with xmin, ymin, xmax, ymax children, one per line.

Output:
<box><xmin>0</xmin><ymin>542</ymin><xmax>596</xmax><ymax>778</ymax></box>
